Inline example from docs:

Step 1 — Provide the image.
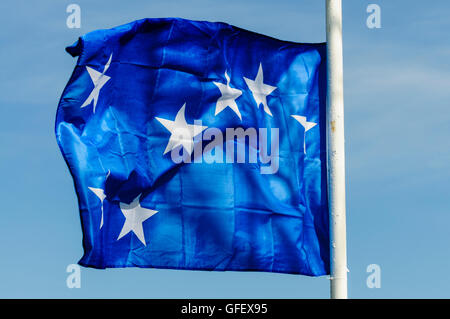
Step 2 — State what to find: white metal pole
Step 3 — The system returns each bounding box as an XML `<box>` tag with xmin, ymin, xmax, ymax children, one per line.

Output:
<box><xmin>326</xmin><ymin>0</ymin><xmax>348</xmax><ymax>299</ymax></box>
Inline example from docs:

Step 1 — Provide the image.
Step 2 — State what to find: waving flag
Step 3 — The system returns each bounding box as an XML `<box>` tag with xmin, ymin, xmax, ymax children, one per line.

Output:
<box><xmin>56</xmin><ymin>18</ymin><xmax>329</xmax><ymax>276</ymax></box>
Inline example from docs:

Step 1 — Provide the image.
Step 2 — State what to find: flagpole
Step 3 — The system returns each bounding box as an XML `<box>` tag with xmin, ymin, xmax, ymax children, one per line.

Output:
<box><xmin>325</xmin><ymin>0</ymin><xmax>348</xmax><ymax>299</ymax></box>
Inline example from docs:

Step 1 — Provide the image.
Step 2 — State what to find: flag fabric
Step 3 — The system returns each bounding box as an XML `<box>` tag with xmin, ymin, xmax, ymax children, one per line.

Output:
<box><xmin>55</xmin><ymin>18</ymin><xmax>329</xmax><ymax>276</ymax></box>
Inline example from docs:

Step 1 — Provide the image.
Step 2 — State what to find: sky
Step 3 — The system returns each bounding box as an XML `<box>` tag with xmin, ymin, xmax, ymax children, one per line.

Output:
<box><xmin>0</xmin><ymin>0</ymin><xmax>449</xmax><ymax>298</ymax></box>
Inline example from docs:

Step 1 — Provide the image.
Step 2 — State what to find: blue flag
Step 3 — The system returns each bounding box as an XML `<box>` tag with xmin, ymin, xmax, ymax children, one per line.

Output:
<box><xmin>56</xmin><ymin>18</ymin><xmax>329</xmax><ymax>276</ymax></box>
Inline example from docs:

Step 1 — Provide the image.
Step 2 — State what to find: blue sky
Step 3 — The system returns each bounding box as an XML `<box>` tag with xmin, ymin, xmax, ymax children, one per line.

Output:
<box><xmin>0</xmin><ymin>0</ymin><xmax>449</xmax><ymax>298</ymax></box>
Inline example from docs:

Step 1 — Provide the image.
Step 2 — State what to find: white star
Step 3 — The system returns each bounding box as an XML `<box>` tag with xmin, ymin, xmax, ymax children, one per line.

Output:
<box><xmin>213</xmin><ymin>71</ymin><xmax>243</xmax><ymax>120</ymax></box>
<box><xmin>155</xmin><ymin>103</ymin><xmax>207</xmax><ymax>155</ymax></box>
<box><xmin>88</xmin><ymin>170</ymin><xmax>110</xmax><ymax>229</ymax></box>
<box><xmin>117</xmin><ymin>195</ymin><xmax>158</xmax><ymax>246</ymax></box>
<box><xmin>291</xmin><ymin>115</ymin><xmax>317</xmax><ymax>154</ymax></box>
<box><xmin>244</xmin><ymin>63</ymin><xmax>277</xmax><ymax>116</ymax></box>
<box><xmin>81</xmin><ymin>53</ymin><xmax>113</xmax><ymax>113</ymax></box>
<box><xmin>88</xmin><ymin>187</ymin><xmax>106</xmax><ymax>228</ymax></box>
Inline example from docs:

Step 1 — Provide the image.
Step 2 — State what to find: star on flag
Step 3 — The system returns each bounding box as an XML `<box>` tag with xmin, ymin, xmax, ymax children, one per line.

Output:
<box><xmin>88</xmin><ymin>170</ymin><xmax>110</xmax><ymax>229</ymax></box>
<box><xmin>244</xmin><ymin>63</ymin><xmax>277</xmax><ymax>116</ymax></box>
<box><xmin>81</xmin><ymin>53</ymin><xmax>113</xmax><ymax>113</ymax></box>
<box><xmin>155</xmin><ymin>103</ymin><xmax>208</xmax><ymax>155</ymax></box>
<box><xmin>118</xmin><ymin>195</ymin><xmax>158</xmax><ymax>246</ymax></box>
<box><xmin>213</xmin><ymin>71</ymin><xmax>243</xmax><ymax>120</ymax></box>
<box><xmin>291</xmin><ymin>115</ymin><xmax>317</xmax><ymax>154</ymax></box>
